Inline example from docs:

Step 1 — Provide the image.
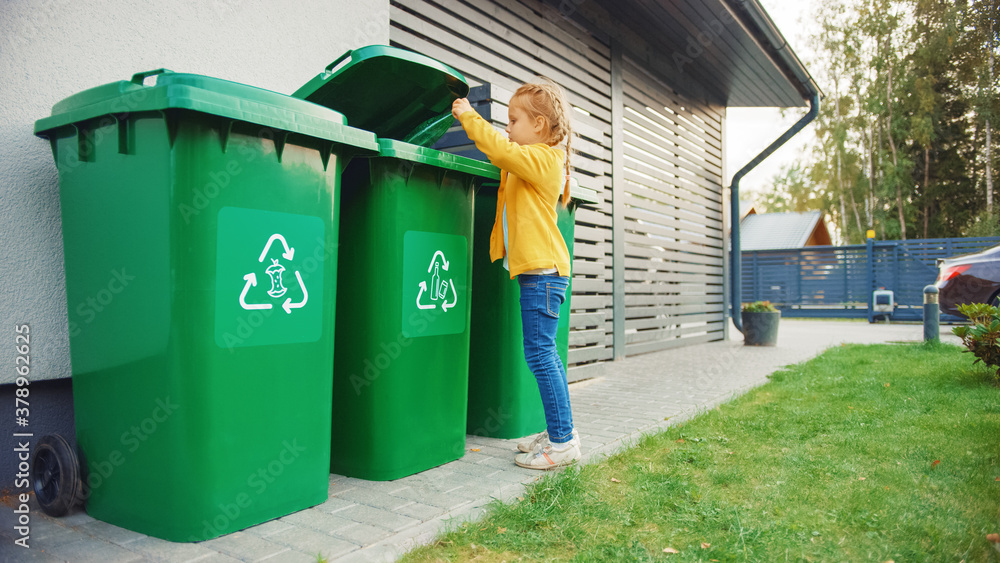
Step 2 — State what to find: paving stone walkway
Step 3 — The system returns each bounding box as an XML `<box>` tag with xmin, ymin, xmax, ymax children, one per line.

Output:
<box><xmin>1</xmin><ymin>320</ymin><xmax>960</xmax><ymax>562</ymax></box>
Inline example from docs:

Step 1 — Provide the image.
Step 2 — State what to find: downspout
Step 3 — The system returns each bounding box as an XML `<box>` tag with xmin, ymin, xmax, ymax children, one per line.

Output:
<box><xmin>730</xmin><ymin>93</ymin><xmax>819</xmax><ymax>333</ymax></box>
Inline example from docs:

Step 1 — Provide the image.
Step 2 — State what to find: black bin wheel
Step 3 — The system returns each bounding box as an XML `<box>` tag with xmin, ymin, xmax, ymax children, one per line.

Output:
<box><xmin>32</xmin><ymin>434</ymin><xmax>81</xmax><ymax>517</ymax></box>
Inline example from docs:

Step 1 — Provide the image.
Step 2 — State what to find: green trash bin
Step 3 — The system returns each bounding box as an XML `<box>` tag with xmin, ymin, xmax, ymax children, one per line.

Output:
<box><xmin>294</xmin><ymin>46</ymin><xmax>499</xmax><ymax>480</ymax></box>
<box><xmin>34</xmin><ymin>69</ymin><xmax>377</xmax><ymax>541</ymax></box>
<box><xmin>467</xmin><ymin>179</ymin><xmax>599</xmax><ymax>438</ymax></box>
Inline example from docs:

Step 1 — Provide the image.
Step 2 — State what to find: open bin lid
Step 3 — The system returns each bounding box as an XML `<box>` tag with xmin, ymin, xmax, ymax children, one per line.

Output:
<box><xmin>292</xmin><ymin>45</ymin><xmax>468</xmax><ymax>147</ymax></box>
<box><xmin>35</xmin><ymin>69</ymin><xmax>379</xmax><ymax>154</ymax></box>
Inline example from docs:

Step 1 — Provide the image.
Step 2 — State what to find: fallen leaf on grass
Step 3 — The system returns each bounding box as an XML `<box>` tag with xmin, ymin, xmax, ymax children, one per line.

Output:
<box><xmin>884</xmin><ymin>383</ymin><xmax>890</xmax><ymax>387</ymax></box>
<box><xmin>663</xmin><ymin>547</ymin><xmax>680</xmax><ymax>554</ymax></box>
<box><xmin>676</xmin><ymin>439</ymin><xmax>685</xmax><ymax>443</ymax></box>
<box><xmin>987</xmin><ymin>534</ymin><xmax>1000</xmax><ymax>553</ymax></box>
<box><xmin>858</xmin><ymin>477</ymin><xmax>866</xmax><ymax>481</ymax></box>
<box><xmin>611</xmin><ymin>477</ymin><xmax>621</xmax><ymax>483</ymax></box>
<box><xmin>701</xmin><ymin>542</ymin><xmax>711</xmax><ymax>549</ymax></box>
<box><xmin>995</xmin><ymin>477</ymin><xmax>1000</xmax><ymax>481</ymax></box>
<box><xmin>931</xmin><ymin>460</ymin><xmax>940</xmax><ymax>468</ymax></box>
<box><xmin>497</xmin><ymin>527</ymin><xmax>506</xmax><ymax>534</ymax></box>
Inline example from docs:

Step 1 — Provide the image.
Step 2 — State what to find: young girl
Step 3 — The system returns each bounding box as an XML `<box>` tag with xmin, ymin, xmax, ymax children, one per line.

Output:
<box><xmin>452</xmin><ymin>79</ymin><xmax>581</xmax><ymax>470</ymax></box>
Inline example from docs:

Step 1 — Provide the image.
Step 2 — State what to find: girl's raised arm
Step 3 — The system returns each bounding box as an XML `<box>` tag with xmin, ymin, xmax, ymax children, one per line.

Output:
<box><xmin>453</xmin><ymin>103</ymin><xmax>560</xmax><ymax>184</ymax></box>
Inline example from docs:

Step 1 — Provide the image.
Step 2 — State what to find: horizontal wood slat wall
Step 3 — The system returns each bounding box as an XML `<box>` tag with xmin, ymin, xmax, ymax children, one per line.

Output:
<box><xmin>620</xmin><ymin>57</ymin><xmax>725</xmax><ymax>355</ymax></box>
<box><xmin>390</xmin><ymin>0</ymin><xmax>615</xmax><ymax>378</ymax></box>
<box><xmin>391</xmin><ymin>0</ymin><xmax>728</xmax><ymax>372</ymax></box>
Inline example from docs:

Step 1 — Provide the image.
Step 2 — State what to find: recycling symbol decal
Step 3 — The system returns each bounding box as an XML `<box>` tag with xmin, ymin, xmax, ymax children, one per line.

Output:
<box><xmin>214</xmin><ymin>206</ymin><xmax>325</xmax><ymax>350</ymax></box>
<box><xmin>401</xmin><ymin>230</ymin><xmax>467</xmax><ymax>338</ymax></box>
<box><xmin>416</xmin><ymin>251</ymin><xmax>458</xmax><ymax>312</ymax></box>
<box><xmin>240</xmin><ymin>234</ymin><xmax>309</xmax><ymax>314</ymax></box>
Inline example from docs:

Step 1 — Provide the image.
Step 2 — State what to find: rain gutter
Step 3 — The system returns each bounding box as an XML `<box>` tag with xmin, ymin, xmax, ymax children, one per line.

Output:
<box><xmin>726</xmin><ymin>0</ymin><xmax>823</xmax><ymax>333</ymax></box>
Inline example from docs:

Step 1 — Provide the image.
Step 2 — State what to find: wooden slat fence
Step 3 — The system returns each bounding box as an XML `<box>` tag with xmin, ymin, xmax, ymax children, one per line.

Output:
<box><xmin>620</xmin><ymin>57</ymin><xmax>726</xmax><ymax>354</ymax></box>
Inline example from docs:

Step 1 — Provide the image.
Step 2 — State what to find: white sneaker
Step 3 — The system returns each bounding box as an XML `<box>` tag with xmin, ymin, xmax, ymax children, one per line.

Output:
<box><xmin>516</xmin><ymin>431</ymin><xmax>548</xmax><ymax>453</ymax></box>
<box><xmin>514</xmin><ymin>436</ymin><xmax>581</xmax><ymax>470</ymax></box>
<box><xmin>516</xmin><ymin>428</ymin><xmax>578</xmax><ymax>453</ymax></box>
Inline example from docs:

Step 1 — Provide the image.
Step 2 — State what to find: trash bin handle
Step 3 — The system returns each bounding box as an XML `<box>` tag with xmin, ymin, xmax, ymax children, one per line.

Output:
<box><xmin>324</xmin><ymin>52</ymin><xmax>353</xmax><ymax>75</ymax></box>
<box><xmin>131</xmin><ymin>69</ymin><xmax>175</xmax><ymax>85</ymax></box>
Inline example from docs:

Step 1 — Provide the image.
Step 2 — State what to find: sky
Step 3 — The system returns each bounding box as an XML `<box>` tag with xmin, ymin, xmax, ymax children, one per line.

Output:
<box><xmin>724</xmin><ymin>0</ymin><xmax>820</xmax><ymax>201</ymax></box>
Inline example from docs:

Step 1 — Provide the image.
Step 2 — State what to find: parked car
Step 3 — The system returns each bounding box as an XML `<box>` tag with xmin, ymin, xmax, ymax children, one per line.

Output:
<box><xmin>936</xmin><ymin>243</ymin><xmax>1000</xmax><ymax>316</ymax></box>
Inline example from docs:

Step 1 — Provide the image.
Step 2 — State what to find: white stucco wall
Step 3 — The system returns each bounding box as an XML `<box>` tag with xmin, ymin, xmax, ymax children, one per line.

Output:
<box><xmin>0</xmin><ymin>0</ymin><xmax>390</xmax><ymax>383</ymax></box>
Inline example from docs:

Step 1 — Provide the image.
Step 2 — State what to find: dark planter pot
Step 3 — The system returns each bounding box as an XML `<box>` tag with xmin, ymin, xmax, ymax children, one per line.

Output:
<box><xmin>741</xmin><ymin>311</ymin><xmax>780</xmax><ymax>346</ymax></box>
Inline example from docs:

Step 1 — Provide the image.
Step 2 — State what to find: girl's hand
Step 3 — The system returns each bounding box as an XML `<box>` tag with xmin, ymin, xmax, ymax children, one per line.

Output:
<box><xmin>452</xmin><ymin>98</ymin><xmax>473</xmax><ymax>119</ymax></box>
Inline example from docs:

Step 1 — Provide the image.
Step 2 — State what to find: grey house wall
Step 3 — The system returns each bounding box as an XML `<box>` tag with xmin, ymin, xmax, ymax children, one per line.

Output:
<box><xmin>0</xmin><ymin>0</ymin><xmax>734</xmax><ymax>499</ymax></box>
<box><xmin>1</xmin><ymin>0</ymin><xmax>390</xmax><ymax>386</ymax></box>
<box><xmin>0</xmin><ymin>0</ymin><xmax>389</xmax><ymax>492</ymax></box>
<box><xmin>389</xmin><ymin>0</ymin><xmax>728</xmax><ymax>380</ymax></box>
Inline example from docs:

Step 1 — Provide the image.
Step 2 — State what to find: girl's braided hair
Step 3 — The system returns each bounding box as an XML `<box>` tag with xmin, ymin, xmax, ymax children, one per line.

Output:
<box><xmin>511</xmin><ymin>77</ymin><xmax>573</xmax><ymax>204</ymax></box>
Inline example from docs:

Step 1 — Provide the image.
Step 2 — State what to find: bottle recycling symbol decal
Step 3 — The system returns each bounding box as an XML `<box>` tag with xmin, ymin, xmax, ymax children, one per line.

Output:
<box><xmin>416</xmin><ymin>250</ymin><xmax>458</xmax><ymax>311</ymax></box>
<box><xmin>401</xmin><ymin>230</ymin><xmax>466</xmax><ymax>338</ymax></box>
<box><xmin>239</xmin><ymin>233</ymin><xmax>309</xmax><ymax>314</ymax></box>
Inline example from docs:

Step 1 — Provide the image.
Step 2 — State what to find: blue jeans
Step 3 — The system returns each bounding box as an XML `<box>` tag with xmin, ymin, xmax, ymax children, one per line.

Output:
<box><xmin>518</xmin><ymin>274</ymin><xmax>574</xmax><ymax>444</ymax></box>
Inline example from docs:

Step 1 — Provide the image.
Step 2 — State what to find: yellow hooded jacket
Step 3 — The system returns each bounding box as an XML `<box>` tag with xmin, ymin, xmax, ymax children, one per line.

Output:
<box><xmin>458</xmin><ymin>110</ymin><xmax>571</xmax><ymax>279</ymax></box>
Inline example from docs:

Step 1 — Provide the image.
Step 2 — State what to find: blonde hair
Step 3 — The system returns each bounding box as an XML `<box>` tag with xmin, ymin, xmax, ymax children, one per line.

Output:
<box><xmin>510</xmin><ymin>78</ymin><xmax>573</xmax><ymax>204</ymax></box>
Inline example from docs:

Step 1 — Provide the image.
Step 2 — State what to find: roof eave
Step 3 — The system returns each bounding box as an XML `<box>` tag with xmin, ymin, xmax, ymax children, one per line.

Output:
<box><xmin>725</xmin><ymin>0</ymin><xmax>823</xmax><ymax>102</ymax></box>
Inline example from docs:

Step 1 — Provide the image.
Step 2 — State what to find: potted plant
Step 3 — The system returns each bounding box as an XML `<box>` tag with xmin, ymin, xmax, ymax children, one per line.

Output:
<box><xmin>741</xmin><ymin>301</ymin><xmax>780</xmax><ymax>346</ymax></box>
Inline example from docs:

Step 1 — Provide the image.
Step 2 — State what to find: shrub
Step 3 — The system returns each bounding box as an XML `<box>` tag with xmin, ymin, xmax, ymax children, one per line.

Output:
<box><xmin>742</xmin><ymin>300</ymin><xmax>778</xmax><ymax>313</ymax></box>
<box><xmin>962</xmin><ymin>209</ymin><xmax>1000</xmax><ymax>237</ymax></box>
<box><xmin>953</xmin><ymin>303</ymin><xmax>1000</xmax><ymax>381</ymax></box>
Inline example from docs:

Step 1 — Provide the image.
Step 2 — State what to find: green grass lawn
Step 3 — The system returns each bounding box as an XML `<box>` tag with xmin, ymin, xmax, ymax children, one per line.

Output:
<box><xmin>401</xmin><ymin>343</ymin><xmax>1000</xmax><ymax>562</ymax></box>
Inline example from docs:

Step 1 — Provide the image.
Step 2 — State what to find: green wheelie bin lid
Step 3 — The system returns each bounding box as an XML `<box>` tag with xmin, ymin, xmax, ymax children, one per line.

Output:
<box><xmin>375</xmin><ymin>138</ymin><xmax>500</xmax><ymax>179</ymax></box>
<box><xmin>35</xmin><ymin>68</ymin><xmax>379</xmax><ymax>153</ymax></box>
<box><xmin>566</xmin><ymin>177</ymin><xmax>600</xmax><ymax>205</ymax></box>
<box><xmin>292</xmin><ymin>45</ymin><xmax>468</xmax><ymax>147</ymax></box>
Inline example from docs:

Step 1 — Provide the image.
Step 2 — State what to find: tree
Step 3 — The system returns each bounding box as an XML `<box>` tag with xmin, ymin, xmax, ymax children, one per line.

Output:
<box><xmin>801</xmin><ymin>0</ymin><xmax>870</xmax><ymax>243</ymax></box>
<box><xmin>904</xmin><ymin>0</ymin><xmax>978</xmax><ymax>237</ymax></box>
<box><xmin>966</xmin><ymin>0</ymin><xmax>999</xmax><ymax>220</ymax></box>
<box><xmin>760</xmin><ymin>0</ymin><xmax>998</xmax><ymax>241</ymax></box>
<box><xmin>757</xmin><ymin>162</ymin><xmax>822</xmax><ymax>213</ymax></box>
